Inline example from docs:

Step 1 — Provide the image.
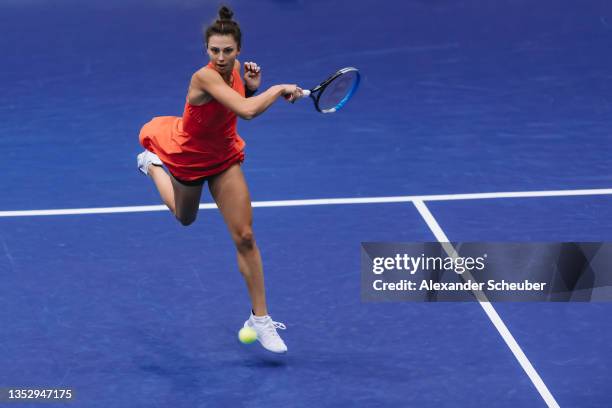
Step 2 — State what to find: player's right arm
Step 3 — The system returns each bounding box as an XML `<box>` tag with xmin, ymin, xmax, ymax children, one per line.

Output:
<box><xmin>192</xmin><ymin>68</ymin><xmax>301</xmax><ymax>120</ymax></box>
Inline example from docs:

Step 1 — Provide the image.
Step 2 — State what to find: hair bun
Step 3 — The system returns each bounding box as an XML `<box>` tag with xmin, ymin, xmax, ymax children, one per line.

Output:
<box><xmin>218</xmin><ymin>6</ymin><xmax>234</xmax><ymax>21</ymax></box>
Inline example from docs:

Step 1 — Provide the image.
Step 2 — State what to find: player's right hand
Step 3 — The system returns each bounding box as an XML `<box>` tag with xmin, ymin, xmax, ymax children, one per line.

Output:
<box><xmin>281</xmin><ymin>84</ymin><xmax>303</xmax><ymax>103</ymax></box>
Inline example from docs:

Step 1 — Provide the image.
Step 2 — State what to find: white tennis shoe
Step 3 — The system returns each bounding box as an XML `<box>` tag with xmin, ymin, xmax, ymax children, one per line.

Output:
<box><xmin>137</xmin><ymin>150</ymin><xmax>163</xmax><ymax>175</ymax></box>
<box><xmin>244</xmin><ymin>313</ymin><xmax>288</xmax><ymax>354</ymax></box>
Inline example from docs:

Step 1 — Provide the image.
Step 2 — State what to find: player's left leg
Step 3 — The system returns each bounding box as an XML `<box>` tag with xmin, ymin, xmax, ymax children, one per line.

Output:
<box><xmin>208</xmin><ymin>163</ymin><xmax>287</xmax><ymax>353</ymax></box>
<box><xmin>208</xmin><ymin>163</ymin><xmax>267</xmax><ymax>315</ymax></box>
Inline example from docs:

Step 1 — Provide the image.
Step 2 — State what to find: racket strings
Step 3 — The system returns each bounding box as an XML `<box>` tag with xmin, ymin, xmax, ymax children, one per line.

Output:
<box><xmin>317</xmin><ymin>70</ymin><xmax>360</xmax><ymax>113</ymax></box>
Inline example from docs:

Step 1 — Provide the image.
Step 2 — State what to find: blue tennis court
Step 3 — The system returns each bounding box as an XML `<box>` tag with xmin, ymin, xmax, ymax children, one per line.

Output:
<box><xmin>1</xmin><ymin>0</ymin><xmax>611</xmax><ymax>407</ymax></box>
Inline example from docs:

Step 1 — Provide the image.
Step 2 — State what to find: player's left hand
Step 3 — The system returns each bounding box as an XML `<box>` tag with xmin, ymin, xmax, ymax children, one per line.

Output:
<box><xmin>243</xmin><ymin>61</ymin><xmax>261</xmax><ymax>92</ymax></box>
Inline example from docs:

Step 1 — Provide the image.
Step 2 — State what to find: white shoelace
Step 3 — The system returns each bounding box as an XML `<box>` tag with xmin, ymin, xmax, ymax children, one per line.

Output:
<box><xmin>256</xmin><ymin>318</ymin><xmax>286</xmax><ymax>337</ymax></box>
<box><xmin>273</xmin><ymin>321</ymin><xmax>286</xmax><ymax>330</ymax></box>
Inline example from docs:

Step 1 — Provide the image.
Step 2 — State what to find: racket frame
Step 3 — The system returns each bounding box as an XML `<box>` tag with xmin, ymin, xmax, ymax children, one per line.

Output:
<box><xmin>306</xmin><ymin>66</ymin><xmax>360</xmax><ymax>113</ymax></box>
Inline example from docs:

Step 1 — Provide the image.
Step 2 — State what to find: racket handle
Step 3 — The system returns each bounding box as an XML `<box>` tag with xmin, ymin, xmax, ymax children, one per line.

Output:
<box><xmin>283</xmin><ymin>88</ymin><xmax>310</xmax><ymax>102</ymax></box>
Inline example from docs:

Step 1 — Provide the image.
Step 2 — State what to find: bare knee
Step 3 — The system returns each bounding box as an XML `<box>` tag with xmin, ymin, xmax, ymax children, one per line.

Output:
<box><xmin>234</xmin><ymin>228</ymin><xmax>255</xmax><ymax>251</ymax></box>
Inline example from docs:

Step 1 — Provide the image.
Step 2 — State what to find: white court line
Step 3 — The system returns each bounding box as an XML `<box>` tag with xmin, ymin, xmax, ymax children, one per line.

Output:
<box><xmin>1</xmin><ymin>187</ymin><xmax>611</xmax><ymax>217</ymax></box>
<box><xmin>413</xmin><ymin>199</ymin><xmax>560</xmax><ymax>408</ymax></box>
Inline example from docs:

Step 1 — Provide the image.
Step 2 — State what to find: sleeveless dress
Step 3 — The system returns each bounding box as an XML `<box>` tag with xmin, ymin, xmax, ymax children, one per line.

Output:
<box><xmin>139</xmin><ymin>62</ymin><xmax>246</xmax><ymax>182</ymax></box>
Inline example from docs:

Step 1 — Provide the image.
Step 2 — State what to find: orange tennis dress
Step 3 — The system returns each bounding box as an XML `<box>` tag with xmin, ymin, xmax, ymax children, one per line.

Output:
<box><xmin>139</xmin><ymin>62</ymin><xmax>246</xmax><ymax>182</ymax></box>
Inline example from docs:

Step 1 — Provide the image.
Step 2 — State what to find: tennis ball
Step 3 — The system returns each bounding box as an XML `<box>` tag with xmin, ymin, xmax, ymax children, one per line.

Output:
<box><xmin>238</xmin><ymin>327</ymin><xmax>257</xmax><ymax>344</ymax></box>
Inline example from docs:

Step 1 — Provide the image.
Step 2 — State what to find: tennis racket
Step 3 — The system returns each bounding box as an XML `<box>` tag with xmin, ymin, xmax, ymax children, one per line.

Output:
<box><xmin>298</xmin><ymin>67</ymin><xmax>360</xmax><ymax>113</ymax></box>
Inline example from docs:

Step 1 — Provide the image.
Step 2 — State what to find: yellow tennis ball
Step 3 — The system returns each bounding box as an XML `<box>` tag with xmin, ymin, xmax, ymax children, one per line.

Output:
<box><xmin>238</xmin><ymin>327</ymin><xmax>257</xmax><ymax>344</ymax></box>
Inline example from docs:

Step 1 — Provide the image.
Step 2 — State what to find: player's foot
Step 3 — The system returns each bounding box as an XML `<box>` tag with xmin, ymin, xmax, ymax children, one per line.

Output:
<box><xmin>244</xmin><ymin>313</ymin><xmax>288</xmax><ymax>354</ymax></box>
<box><xmin>137</xmin><ymin>150</ymin><xmax>162</xmax><ymax>176</ymax></box>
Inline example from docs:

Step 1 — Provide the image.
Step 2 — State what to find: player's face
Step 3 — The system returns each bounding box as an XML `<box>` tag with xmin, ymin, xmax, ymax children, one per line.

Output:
<box><xmin>206</xmin><ymin>35</ymin><xmax>240</xmax><ymax>74</ymax></box>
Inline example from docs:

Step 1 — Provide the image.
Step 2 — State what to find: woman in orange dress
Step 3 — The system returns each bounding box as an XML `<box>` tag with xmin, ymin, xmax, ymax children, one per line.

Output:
<box><xmin>137</xmin><ymin>6</ymin><xmax>302</xmax><ymax>353</ymax></box>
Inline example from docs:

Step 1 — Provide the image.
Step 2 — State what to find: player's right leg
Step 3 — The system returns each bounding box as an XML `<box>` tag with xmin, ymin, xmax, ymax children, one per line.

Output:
<box><xmin>168</xmin><ymin>172</ymin><xmax>203</xmax><ymax>226</ymax></box>
<box><xmin>137</xmin><ymin>150</ymin><xmax>203</xmax><ymax>226</ymax></box>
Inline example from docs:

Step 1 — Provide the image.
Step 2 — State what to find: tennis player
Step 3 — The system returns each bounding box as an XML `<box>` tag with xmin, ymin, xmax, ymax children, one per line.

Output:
<box><xmin>137</xmin><ymin>5</ymin><xmax>301</xmax><ymax>353</ymax></box>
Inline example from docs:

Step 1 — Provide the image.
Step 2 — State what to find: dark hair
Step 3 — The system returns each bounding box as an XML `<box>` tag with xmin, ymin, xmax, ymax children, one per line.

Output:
<box><xmin>204</xmin><ymin>6</ymin><xmax>242</xmax><ymax>49</ymax></box>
